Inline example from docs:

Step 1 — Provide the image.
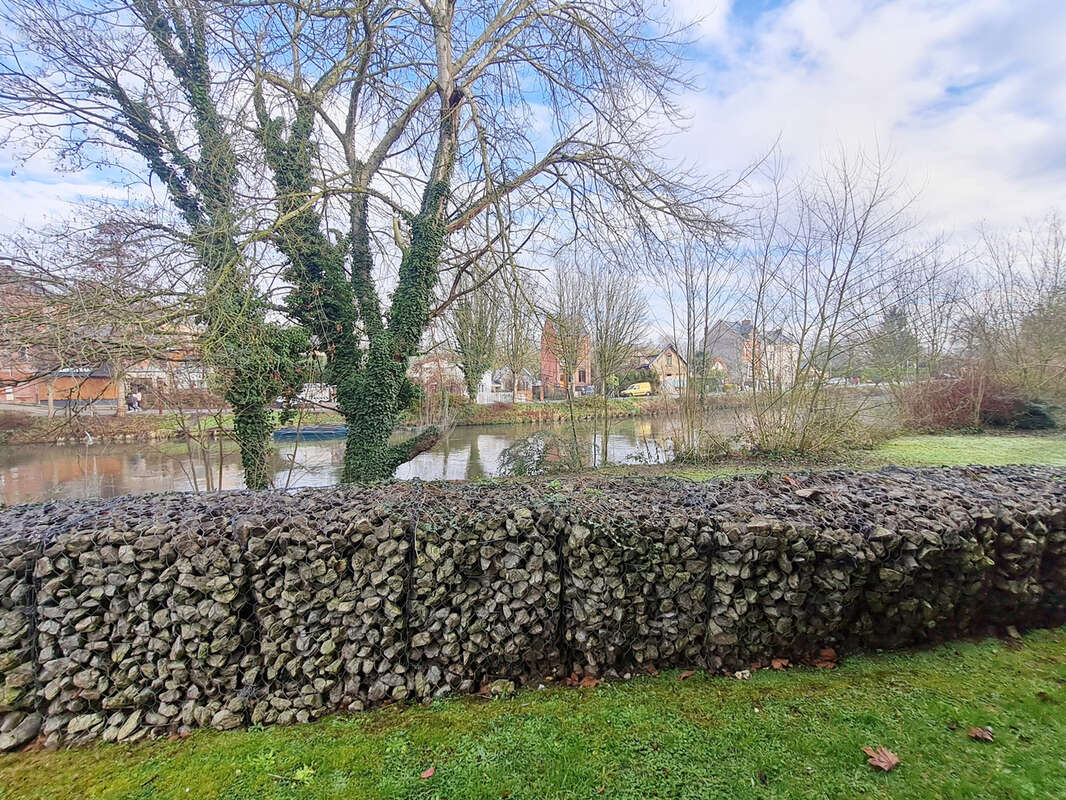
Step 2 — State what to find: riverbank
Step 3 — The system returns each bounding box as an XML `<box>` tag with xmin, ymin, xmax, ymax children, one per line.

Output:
<box><xmin>0</xmin><ymin>396</ymin><xmax>684</xmax><ymax>445</ymax></box>
<box><xmin>591</xmin><ymin>430</ymin><xmax>1066</xmax><ymax>482</ymax></box>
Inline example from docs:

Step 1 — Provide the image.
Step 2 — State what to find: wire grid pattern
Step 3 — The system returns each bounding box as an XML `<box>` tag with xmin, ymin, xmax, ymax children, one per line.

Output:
<box><xmin>0</xmin><ymin>466</ymin><xmax>1063</xmax><ymax>747</ymax></box>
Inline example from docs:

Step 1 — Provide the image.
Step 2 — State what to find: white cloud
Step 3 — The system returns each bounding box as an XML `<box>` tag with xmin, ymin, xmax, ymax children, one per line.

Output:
<box><xmin>671</xmin><ymin>0</ymin><xmax>1066</xmax><ymax>233</ymax></box>
<box><xmin>668</xmin><ymin>0</ymin><xmax>734</xmax><ymax>41</ymax></box>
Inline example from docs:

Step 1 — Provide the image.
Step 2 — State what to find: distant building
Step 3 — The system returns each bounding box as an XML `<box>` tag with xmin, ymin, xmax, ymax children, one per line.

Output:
<box><xmin>629</xmin><ymin>345</ymin><xmax>688</xmax><ymax>393</ymax></box>
<box><xmin>540</xmin><ymin>319</ymin><xmax>591</xmax><ymax>397</ymax></box>
<box><xmin>407</xmin><ymin>351</ymin><xmax>466</xmax><ymax>396</ymax></box>
<box><xmin>486</xmin><ymin>367</ymin><xmax>535</xmax><ymax>403</ymax></box>
<box><xmin>704</xmin><ymin>319</ymin><xmax>798</xmax><ymax>389</ymax></box>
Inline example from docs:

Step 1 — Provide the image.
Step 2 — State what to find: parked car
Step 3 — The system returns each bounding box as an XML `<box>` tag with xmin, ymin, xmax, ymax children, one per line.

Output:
<box><xmin>620</xmin><ymin>381</ymin><xmax>653</xmax><ymax>397</ymax></box>
<box><xmin>579</xmin><ymin>384</ymin><xmax>596</xmax><ymax>396</ymax></box>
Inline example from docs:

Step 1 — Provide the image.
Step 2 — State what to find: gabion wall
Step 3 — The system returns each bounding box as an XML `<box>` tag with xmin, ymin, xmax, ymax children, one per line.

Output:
<box><xmin>1</xmin><ymin>466</ymin><xmax>1064</xmax><ymax>750</ymax></box>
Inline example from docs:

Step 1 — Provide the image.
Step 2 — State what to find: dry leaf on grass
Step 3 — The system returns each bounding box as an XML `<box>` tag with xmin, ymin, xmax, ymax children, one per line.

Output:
<box><xmin>968</xmin><ymin>727</ymin><xmax>994</xmax><ymax>742</ymax></box>
<box><xmin>678</xmin><ymin>670</ymin><xmax>697</xmax><ymax>681</ymax></box>
<box><xmin>420</xmin><ymin>766</ymin><xmax>435</xmax><ymax>780</ymax></box>
<box><xmin>646</xmin><ymin>666</ymin><xmax>660</xmax><ymax>677</ymax></box>
<box><xmin>579</xmin><ymin>676</ymin><xmax>601</xmax><ymax>689</ymax></box>
<box><xmin>771</xmin><ymin>658</ymin><xmax>791</xmax><ymax>670</ymax></box>
<box><xmin>811</xmin><ymin>647</ymin><xmax>838</xmax><ymax>668</ymax></box>
<box><xmin>861</xmin><ymin>746</ymin><xmax>900</xmax><ymax>771</ymax></box>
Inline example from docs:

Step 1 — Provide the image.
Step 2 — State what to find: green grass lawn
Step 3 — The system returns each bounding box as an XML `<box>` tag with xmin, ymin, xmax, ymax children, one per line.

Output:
<box><xmin>621</xmin><ymin>431</ymin><xmax>1066</xmax><ymax>482</ymax></box>
<box><xmin>2</xmin><ymin>629</ymin><xmax>1066</xmax><ymax>799</ymax></box>
<box><xmin>871</xmin><ymin>433</ymin><xmax>1066</xmax><ymax>467</ymax></box>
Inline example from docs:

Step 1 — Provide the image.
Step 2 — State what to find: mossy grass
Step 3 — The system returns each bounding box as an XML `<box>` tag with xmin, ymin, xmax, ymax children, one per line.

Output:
<box><xmin>2</xmin><ymin>629</ymin><xmax>1065</xmax><ymax>799</ymax></box>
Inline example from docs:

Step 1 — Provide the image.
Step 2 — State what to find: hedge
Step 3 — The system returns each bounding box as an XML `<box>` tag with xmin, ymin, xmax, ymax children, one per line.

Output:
<box><xmin>1</xmin><ymin>466</ymin><xmax>1064</xmax><ymax>749</ymax></box>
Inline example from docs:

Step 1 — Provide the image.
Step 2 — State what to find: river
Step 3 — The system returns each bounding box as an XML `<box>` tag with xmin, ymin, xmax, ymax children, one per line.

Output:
<box><xmin>0</xmin><ymin>416</ymin><xmax>691</xmax><ymax>505</ymax></box>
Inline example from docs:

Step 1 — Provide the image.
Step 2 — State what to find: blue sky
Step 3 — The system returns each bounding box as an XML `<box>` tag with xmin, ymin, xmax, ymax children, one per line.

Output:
<box><xmin>0</xmin><ymin>0</ymin><xmax>1063</xmax><ymax>236</ymax></box>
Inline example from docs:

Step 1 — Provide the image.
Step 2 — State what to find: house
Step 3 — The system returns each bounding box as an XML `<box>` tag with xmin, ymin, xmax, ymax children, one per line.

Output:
<box><xmin>483</xmin><ymin>367</ymin><xmax>535</xmax><ymax>403</ymax></box>
<box><xmin>407</xmin><ymin>351</ymin><xmax>466</xmax><ymax>396</ymax></box>
<box><xmin>760</xmin><ymin>328</ymin><xmax>799</xmax><ymax>389</ymax></box>
<box><xmin>540</xmin><ymin>319</ymin><xmax>591</xmax><ymax>397</ymax></box>
<box><xmin>704</xmin><ymin>319</ymin><xmax>756</xmax><ymax>387</ymax></box>
<box><xmin>704</xmin><ymin>319</ymin><xmax>799</xmax><ymax>389</ymax></box>
<box><xmin>630</xmin><ymin>345</ymin><xmax>688</xmax><ymax>393</ymax></box>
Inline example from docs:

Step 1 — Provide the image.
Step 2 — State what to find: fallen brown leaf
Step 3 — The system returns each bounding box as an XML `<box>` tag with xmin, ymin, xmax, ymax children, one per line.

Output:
<box><xmin>771</xmin><ymin>658</ymin><xmax>790</xmax><ymax>670</ymax></box>
<box><xmin>861</xmin><ymin>746</ymin><xmax>900</xmax><ymax>771</ymax></box>
<box><xmin>968</xmin><ymin>727</ymin><xmax>994</xmax><ymax>742</ymax></box>
<box><xmin>579</xmin><ymin>676</ymin><xmax>601</xmax><ymax>689</ymax></box>
<box><xmin>678</xmin><ymin>670</ymin><xmax>697</xmax><ymax>681</ymax></box>
<box><xmin>811</xmin><ymin>647</ymin><xmax>838</xmax><ymax>668</ymax></box>
<box><xmin>561</xmin><ymin>672</ymin><xmax>580</xmax><ymax>687</ymax></box>
<box><xmin>421</xmin><ymin>766</ymin><xmax>436</xmax><ymax>780</ymax></box>
<box><xmin>646</xmin><ymin>666</ymin><xmax>660</xmax><ymax>677</ymax></box>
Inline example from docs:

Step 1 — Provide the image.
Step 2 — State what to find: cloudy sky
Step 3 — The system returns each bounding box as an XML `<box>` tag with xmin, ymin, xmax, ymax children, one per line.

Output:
<box><xmin>666</xmin><ymin>0</ymin><xmax>1066</xmax><ymax>234</ymax></box>
<box><xmin>0</xmin><ymin>0</ymin><xmax>1062</xmax><ymax>237</ymax></box>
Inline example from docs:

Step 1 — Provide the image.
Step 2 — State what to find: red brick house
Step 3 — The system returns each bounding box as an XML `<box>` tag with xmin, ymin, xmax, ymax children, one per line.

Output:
<box><xmin>540</xmin><ymin>319</ymin><xmax>591</xmax><ymax>397</ymax></box>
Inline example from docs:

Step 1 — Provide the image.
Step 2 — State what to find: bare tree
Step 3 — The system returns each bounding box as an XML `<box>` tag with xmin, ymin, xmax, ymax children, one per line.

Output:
<box><xmin>496</xmin><ymin>266</ymin><xmax>540</xmax><ymax>403</ymax></box>
<box><xmin>0</xmin><ymin>1</ymin><xmax>308</xmax><ymax>488</ymax></box>
<box><xmin>584</xmin><ymin>261</ymin><xmax>645</xmax><ymax>466</ymax></box>
<box><xmin>651</xmin><ymin>233</ymin><xmax>741</xmax><ymax>460</ymax></box>
<box><xmin>233</xmin><ymin>0</ymin><xmax>733</xmax><ymax>481</ymax></box>
<box><xmin>971</xmin><ymin>213</ymin><xmax>1066</xmax><ymax>398</ymax></box>
<box><xmin>745</xmin><ymin>150</ymin><xmax>920</xmax><ymax>454</ymax></box>
<box><xmin>544</xmin><ymin>268</ymin><xmax>588</xmax><ymax>462</ymax></box>
<box><xmin>448</xmin><ymin>269</ymin><xmax>500</xmax><ymax>401</ymax></box>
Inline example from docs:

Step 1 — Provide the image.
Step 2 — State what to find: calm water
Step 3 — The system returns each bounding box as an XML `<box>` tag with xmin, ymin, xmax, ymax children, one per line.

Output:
<box><xmin>0</xmin><ymin>417</ymin><xmax>701</xmax><ymax>505</ymax></box>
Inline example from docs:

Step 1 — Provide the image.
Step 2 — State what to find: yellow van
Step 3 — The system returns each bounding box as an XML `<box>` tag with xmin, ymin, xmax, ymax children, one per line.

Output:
<box><xmin>620</xmin><ymin>381</ymin><xmax>653</xmax><ymax>397</ymax></box>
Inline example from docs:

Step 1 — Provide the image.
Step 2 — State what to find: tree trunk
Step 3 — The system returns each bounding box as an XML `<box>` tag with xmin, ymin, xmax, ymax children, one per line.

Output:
<box><xmin>232</xmin><ymin>403</ymin><xmax>272</xmax><ymax>490</ymax></box>
<box><xmin>601</xmin><ymin>384</ymin><xmax>609</xmax><ymax>466</ymax></box>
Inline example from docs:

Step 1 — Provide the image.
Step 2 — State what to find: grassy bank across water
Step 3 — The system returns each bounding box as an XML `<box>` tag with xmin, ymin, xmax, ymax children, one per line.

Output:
<box><xmin>634</xmin><ymin>431</ymin><xmax>1066</xmax><ymax>482</ymax></box>
<box><xmin>1</xmin><ymin>396</ymin><xmax>677</xmax><ymax>444</ymax></box>
<box><xmin>1</xmin><ymin>629</ymin><xmax>1065</xmax><ymax>799</ymax></box>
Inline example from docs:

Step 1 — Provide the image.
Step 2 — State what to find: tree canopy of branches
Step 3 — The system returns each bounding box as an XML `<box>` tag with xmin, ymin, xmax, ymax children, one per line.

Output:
<box><xmin>0</xmin><ymin>0</ymin><xmax>309</xmax><ymax>488</ymax></box>
<box><xmin>232</xmin><ymin>0</ymin><xmax>730</xmax><ymax>481</ymax></box>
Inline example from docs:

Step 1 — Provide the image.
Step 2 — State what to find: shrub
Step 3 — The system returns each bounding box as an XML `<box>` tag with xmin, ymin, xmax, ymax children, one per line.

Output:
<box><xmin>902</xmin><ymin>374</ymin><xmax>1058</xmax><ymax>431</ymax></box>
<box><xmin>496</xmin><ymin>430</ymin><xmax>584</xmax><ymax>476</ymax></box>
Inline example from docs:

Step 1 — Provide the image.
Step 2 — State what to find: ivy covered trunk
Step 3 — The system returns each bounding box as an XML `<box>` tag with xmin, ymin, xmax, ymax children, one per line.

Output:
<box><xmin>231</xmin><ymin>402</ymin><xmax>272</xmax><ymax>490</ymax></box>
<box><xmin>255</xmin><ymin>27</ymin><xmax>463</xmax><ymax>484</ymax></box>
<box><xmin>340</xmin><ymin>186</ymin><xmax>451</xmax><ymax>483</ymax></box>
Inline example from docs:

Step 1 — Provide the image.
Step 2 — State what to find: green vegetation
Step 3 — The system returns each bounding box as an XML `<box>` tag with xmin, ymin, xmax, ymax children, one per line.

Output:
<box><xmin>871</xmin><ymin>433</ymin><xmax>1066</xmax><ymax>467</ymax></box>
<box><xmin>2</xmin><ymin>629</ymin><xmax>1065</xmax><ymax>799</ymax></box>
<box><xmin>605</xmin><ymin>431</ymin><xmax>1066</xmax><ymax>482</ymax></box>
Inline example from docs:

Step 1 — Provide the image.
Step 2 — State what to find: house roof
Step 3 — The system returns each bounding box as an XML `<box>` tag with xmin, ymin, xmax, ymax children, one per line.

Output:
<box><xmin>638</xmin><ymin>345</ymin><xmax>687</xmax><ymax>368</ymax></box>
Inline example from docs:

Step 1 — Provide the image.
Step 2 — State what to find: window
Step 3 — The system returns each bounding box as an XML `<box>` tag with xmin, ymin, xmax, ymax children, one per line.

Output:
<box><xmin>578</xmin><ymin>369</ymin><xmax>586</xmax><ymax>383</ymax></box>
<box><xmin>666</xmin><ymin>353</ymin><xmax>673</xmax><ymax>365</ymax></box>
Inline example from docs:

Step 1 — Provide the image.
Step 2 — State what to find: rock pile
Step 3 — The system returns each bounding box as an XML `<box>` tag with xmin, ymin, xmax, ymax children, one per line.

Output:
<box><xmin>0</xmin><ymin>465</ymin><xmax>1063</xmax><ymax>749</ymax></box>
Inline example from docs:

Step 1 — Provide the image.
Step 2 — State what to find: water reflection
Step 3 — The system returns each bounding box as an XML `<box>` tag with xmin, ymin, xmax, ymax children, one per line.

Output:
<box><xmin>0</xmin><ymin>416</ymin><xmax>688</xmax><ymax>504</ymax></box>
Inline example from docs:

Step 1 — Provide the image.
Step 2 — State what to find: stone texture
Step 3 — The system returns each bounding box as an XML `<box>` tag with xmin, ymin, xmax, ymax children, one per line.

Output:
<box><xmin>0</xmin><ymin>466</ymin><xmax>1063</xmax><ymax>749</ymax></box>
